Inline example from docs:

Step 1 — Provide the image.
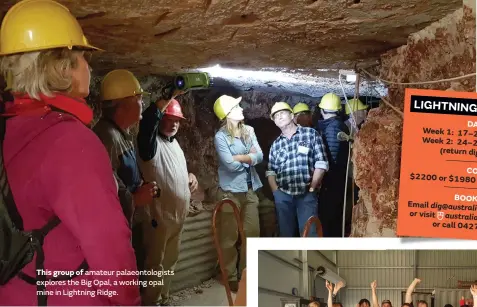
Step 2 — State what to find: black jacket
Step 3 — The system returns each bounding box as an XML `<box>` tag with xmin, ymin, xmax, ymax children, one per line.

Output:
<box><xmin>316</xmin><ymin>117</ymin><xmax>350</xmax><ymax>176</ymax></box>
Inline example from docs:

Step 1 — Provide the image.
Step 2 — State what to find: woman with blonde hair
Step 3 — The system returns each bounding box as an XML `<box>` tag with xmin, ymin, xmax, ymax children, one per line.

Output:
<box><xmin>0</xmin><ymin>0</ymin><xmax>140</xmax><ymax>305</ymax></box>
<box><xmin>213</xmin><ymin>95</ymin><xmax>263</xmax><ymax>292</ymax></box>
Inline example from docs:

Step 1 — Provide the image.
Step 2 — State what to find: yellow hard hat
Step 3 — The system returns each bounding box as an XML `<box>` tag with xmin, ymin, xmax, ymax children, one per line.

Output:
<box><xmin>213</xmin><ymin>95</ymin><xmax>242</xmax><ymax>120</ymax></box>
<box><xmin>100</xmin><ymin>69</ymin><xmax>149</xmax><ymax>101</ymax></box>
<box><xmin>345</xmin><ymin>98</ymin><xmax>368</xmax><ymax>115</ymax></box>
<box><xmin>0</xmin><ymin>0</ymin><xmax>102</xmax><ymax>56</ymax></box>
<box><xmin>270</xmin><ymin>102</ymin><xmax>293</xmax><ymax>120</ymax></box>
<box><xmin>318</xmin><ymin>93</ymin><xmax>341</xmax><ymax>111</ymax></box>
<box><xmin>293</xmin><ymin>102</ymin><xmax>310</xmax><ymax>114</ymax></box>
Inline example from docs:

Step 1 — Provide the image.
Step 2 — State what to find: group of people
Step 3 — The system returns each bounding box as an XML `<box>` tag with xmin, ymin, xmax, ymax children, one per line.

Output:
<box><xmin>0</xmin><ymin>0</ymin><xmax>372</xmax><ymax>306</ymax></box>
<box><xmin>216</xmin><ymin>92</ymin><xmax>370</xmax><ymax>241</ymax></box>
<box><xmin>307</xmin><ymin>278</ymin><xmax>477</xmax><ymax>307</ymax></box>
<box><xmin>211</xmin><ymin>94</ymin><xmax>369</xmax><ymax>289</ymax></box>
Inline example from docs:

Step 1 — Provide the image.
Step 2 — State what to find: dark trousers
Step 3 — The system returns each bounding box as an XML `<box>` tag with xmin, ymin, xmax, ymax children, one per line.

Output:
<box><xmin>319</xmin><ymin>185</ymin><xmax>345</xmax><ymax>237</ymax></box>
<box><xmin>273</xmin><ymin>190</ymin><xmax>319</xmax><ymax>237</ymax></box>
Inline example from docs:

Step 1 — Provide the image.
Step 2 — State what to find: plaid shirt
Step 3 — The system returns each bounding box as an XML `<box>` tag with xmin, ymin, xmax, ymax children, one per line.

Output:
<box><xmin>266</xmin><ymin>126</ymin><xmax>329</xmax><ymax>195</ymax></box>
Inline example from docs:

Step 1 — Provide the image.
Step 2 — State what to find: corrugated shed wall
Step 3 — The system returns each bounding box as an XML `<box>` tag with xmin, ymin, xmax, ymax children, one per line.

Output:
<box><xmin>171</xmin><ymin>210</ymin><xmax>217</xmax><ymax>292</ymax></box>
<box><xmin>258</xmin><ymin>250</ymin><xmax>337</xmax><ymax>307</ymax></box>
<box><xmin>171</xmin><ymin>197</ymin><xmax>275</xmax><ymax>293</ymax></box>
<box><xmin>336</xmin><ymin>250</ymin><xmax>477</xmax><ymax>307</ymax></box>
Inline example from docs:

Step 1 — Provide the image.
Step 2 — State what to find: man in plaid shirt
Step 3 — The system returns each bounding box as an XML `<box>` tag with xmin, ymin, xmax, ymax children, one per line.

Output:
<box><xmin>266</xmin><ymin>102</ymin><xmax>329</xmax><ymax>237</ymax></box>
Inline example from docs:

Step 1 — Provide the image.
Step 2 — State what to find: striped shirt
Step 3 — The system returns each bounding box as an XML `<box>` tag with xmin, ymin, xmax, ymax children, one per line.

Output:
<box><xmin>266</xmin><ymin>126</ymin><xmax>329</xmax><ymax>195</ymax></box>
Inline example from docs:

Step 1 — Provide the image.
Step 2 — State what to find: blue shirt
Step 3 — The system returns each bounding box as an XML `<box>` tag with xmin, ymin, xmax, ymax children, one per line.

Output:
<box><xmin>214</xmin><ymin>125</ymin><xmax>263</xmax><ymax>193</ymax></box>
<box><xmin>266</xmin><ymin>126</ymin><xmax>329</xmax><ymax>195</ymax></box>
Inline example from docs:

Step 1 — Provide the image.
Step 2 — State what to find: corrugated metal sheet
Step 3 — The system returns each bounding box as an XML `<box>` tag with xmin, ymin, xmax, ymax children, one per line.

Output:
<box><xmin>337</xmin><ymin>250</ymin><xmax>415</xmax><ymax>267</ymax></box>
<box><xmin>435</xmin><ymin>288</ymin><xmax>471</xmax><ymax>307</ymax></box>
<box><xmin>418</xmin><ymin>250</ymin><xmax>477</xmax><ymax>266</ymax></box>
<box><xmin>171</xmin><ymin>210</ymin><xmax>217</xmax><ymax>292</ymax></box>
<box><xmin>259</xmin><ymin>252</ymin><xmax>302</xmax><ymax>295</ymax></box>
<box><xmin>417</xmin><ymin>250</ymin><xmax>477</xmax><ymax>289</ymax></box>
<box><xmin>339</xmin><ymin>268</ymin><xmax>414</xmax><ymax>288</ymax></box>
<box><xmin>171</xmin><ymin>196</ymin><xmax>277</xmax><ymax>292</ymax></box>
<box><xmin>418</xmin><ymin>268</ymin><xmax>477</xmax><ymax>289</ymax></box>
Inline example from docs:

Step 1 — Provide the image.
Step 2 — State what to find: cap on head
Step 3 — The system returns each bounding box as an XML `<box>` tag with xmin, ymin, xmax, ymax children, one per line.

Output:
<box><xmin>164</xmin><ymin>99</ymin><xmax>186</xmax><ymax>119</ymax></box>
<box><xmin>270</xmin><ymin>102</ymin><xmax>293</xmax><ymax>119</ymax></box>
<box><xmin>345</xmin><ymin>98</ymin><xmax>368</xmax><ymax>114</ymax></box>
<box><xmin>213</xmin><ymin>95</ymin><xmax>242</xmax><ymax>120</ymax></box>
<box><xmin>318</xmin><ymin>93</ymin><xmax>341</xmax><ymax>111</ymax></box>
<box><xmin>100</xmin><ymin>69</ymin><xmax>150</xmax><ymax>101</ymax></box>
<box><xmin>0</xmin><ymin>0</ymin><xmax>103</xmax><ymax>55</ymax></box>
<box><xmin>293</xmin><ymin>102</ymin><xmax>310</xmax><ymax>114</ymax></box>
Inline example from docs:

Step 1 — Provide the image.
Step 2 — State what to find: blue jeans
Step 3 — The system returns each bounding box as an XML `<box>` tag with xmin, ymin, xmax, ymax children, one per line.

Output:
<box><xmin>273</xmin><ymin>189</ymin><xmax>319</xmax><ymax>237</ymax></box>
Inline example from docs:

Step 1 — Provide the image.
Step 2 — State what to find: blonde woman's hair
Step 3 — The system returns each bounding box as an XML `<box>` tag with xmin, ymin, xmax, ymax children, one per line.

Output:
<box><xmin>221</xmin><ymin>118</ymin><xmax>250</xmax><ymax>144</ymax></box>
<box><xmin>0</xmin><ymin>49</ymin><xmax>90</xmax><ymax>100</ymax></box>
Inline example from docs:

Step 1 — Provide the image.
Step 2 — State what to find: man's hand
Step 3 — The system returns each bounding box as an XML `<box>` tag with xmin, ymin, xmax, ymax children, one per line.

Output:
<box><xmin>326</xmin><ymin>280</ymin><xmax>333</xmax><ymax>292</ymax></box>
<box><xmin>413</xmin><ymin>278</ymin><xmax>421</xmax><ymax>284</ymax></box>
<box><xmin>471</xmin><ymin>285</ymin><xmax>477</xmax><ymax>296</ymax></box>
<box><xmin>133</xmin><ymin>181</ymin><xmax>158</xmax><ymax>206</ymax></box>
<box><xmin>156</xmin><ymin>89</ymin><xmax>187</xmax><ymax>111</ymax></box>
<box><xmin>333</xmin><ymin>281</ymin><xmax>345</xmax><ymax>295</ymax></box>
<box><xmin>371</xmin><ymin>280</ymin><xmax>377</xmax><ymax>290</ymax></box>
<box><xmin>189</xmin><ymin>173</ymin><xmax>198</xmax><ymax>193</ymax></box>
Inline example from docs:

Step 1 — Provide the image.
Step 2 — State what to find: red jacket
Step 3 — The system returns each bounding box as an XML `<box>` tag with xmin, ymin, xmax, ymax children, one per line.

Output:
<box><xmin>0</xmin><ymin>93</ymin><xmax>141</xmax><ymax>306</ymax></box>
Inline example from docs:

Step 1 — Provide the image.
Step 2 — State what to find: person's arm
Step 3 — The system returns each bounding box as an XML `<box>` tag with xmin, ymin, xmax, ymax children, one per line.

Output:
<box><xmin>137</xmin><ymin>102</ymin><xmax>163</xmax><ymax>162</ymax></box>
<box><xmin>94</xmin><ymin>127</ymin><xmax>136</xmax><ymax>220</ymax></box>
<box><xmin>471</xmin><ymin>285</ymin><xmax>477</xmax><ymax>307</ymax></box>
<box><xmin>310</xmin><ymin>130</ymin><xmax>329</xmax><ymax>189</ymax></box>
<box><xmin>231</xmin><ymin>127</ymin><xmax>263</xmax><ymax>166</ymax></box>
<box><xmin>371</xmin><ymin>280</ymin><xmax>380</xmax><ymax>307</ymax></box>
<box><xmin>41</xmin><ymin>123</ymin><xmax>140</xmax><ymax>305</ymax></box>
<box><xmin>246</xmin><ymin>126</ymin><xmax>264</xmax><ymax>166</ymax></box>
<box><xmin>266</xmin><ymin>142</ymin><xmax>279</xmax><ymax>192</ymax></box>
<box><xmin>115</xmin><ymin>172</ymin><xmax>134</xmax><ymax>226</ymax></box>
<box><xmin>326</xmin><ymin>280</ymin><xmax>333</xmax><ymax>307</ymax></box>
<box><xmin>137</xmin><ymin>91</ymin><xmax>185</xmax><ymax>162</ymax></box>
<box><xmin>214</xmin><ymin>132</ymin><xmax>246</xmax><ymax>172</ymax></box>
<box><xmin>405</xmin><ymin>278</ymin><xmax>421</xmax><ymax>304</ymax></box>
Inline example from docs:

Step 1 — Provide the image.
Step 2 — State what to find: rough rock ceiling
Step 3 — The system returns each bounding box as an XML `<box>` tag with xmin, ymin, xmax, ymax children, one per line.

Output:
<box><xmin>0</xmin><ymin>0</ymin><xmax>462</xmax><ymax>77</ymax></box>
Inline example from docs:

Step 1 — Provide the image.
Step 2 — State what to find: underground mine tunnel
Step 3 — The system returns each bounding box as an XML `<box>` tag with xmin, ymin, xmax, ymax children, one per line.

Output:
<box><xmin>0</xmin><ymin>0</ymin><xmax>475</xmax><ymax>306</ymax></box>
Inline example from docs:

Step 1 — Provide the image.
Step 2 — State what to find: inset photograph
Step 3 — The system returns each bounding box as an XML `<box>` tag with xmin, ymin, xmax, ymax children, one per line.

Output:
<box><xmin>258</xmin><ymin>249</ymin><xmax>477</xmax><ymax>307</ymax></box>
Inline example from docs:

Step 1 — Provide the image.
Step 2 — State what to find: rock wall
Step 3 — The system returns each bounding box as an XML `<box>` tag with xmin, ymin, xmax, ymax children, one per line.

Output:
<box><xmin>351</xmin><ymin>6</ymin><xmax>477</xmax><ymax>237</ymax></box>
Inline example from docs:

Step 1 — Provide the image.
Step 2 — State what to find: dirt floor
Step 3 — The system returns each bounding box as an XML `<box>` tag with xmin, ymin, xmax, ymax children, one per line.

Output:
<box><xmin>170</xmin><ymin>278</ymin><xmax>237</xmax><ymax>306</ymax></box>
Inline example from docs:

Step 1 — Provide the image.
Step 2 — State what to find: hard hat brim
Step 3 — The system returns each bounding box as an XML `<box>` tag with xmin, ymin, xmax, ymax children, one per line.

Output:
<box><xmin>0</xmin><ymin>43</ymin><xmax>104</xmax><ymax>56</ymax></box>
<box><xmin>164</xmin><ymin>113</ymin><xmax>186</xmax><ymax>120</ymax></box>
<box><xmin>225</xmin><ymin>96</ymin><xmax>242</xmax><ymax>116</ymax></box>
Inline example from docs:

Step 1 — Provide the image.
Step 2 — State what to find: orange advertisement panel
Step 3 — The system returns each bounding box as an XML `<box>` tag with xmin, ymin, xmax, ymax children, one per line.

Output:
<box><xmin>397</xmin><ymin>88</ymin><xmax>477</xmax><ymax>240</ymax></box>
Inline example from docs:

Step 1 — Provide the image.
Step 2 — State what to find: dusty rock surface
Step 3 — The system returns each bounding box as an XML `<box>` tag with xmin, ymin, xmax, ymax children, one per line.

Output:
<box><xmin>351</xmin><ymin>6</ymin><xmax>476</xmax><ymax>237</ymax></box>
<box><xmin>0</xmin><ymin>0</ymin><xmax>461</xmax><ymax>75</ymax></box>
